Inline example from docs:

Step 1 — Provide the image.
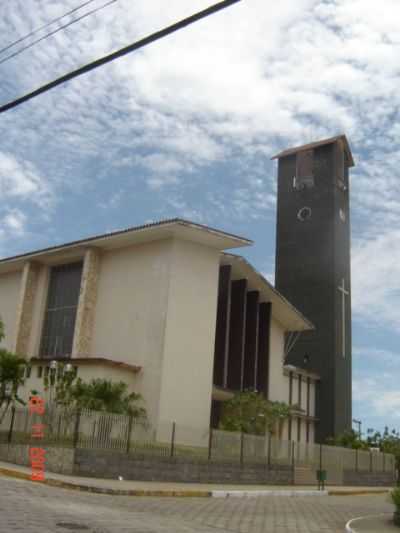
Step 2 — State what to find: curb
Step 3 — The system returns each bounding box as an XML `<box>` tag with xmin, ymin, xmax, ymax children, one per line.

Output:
<box><xmin>0</xmin><ymin>467</ymin><xmax>392</xmax><ymax>499</ymax></box>
<box><xmin>0</xmin><ymin>468</ymin><xmax>210</xmax><ymax>497</ymax></box>
<box><xmin>345</xmin><ymin>513</ymin><xmax>393</xmax><ymax>532</ymax></box>
<box><xmin>0</xmin><ymin>468</ymin><xmax>327</xmax><ymax>497</ymax></box>
<box><xmin>212</xmin><ymin>489</ymin><xmax>328</xmax><ymax>498</ymax></box>
<box><xmin>329</xmin><ymin>488</ymin><xmax>392</xmax><ymax>496</ymax></box>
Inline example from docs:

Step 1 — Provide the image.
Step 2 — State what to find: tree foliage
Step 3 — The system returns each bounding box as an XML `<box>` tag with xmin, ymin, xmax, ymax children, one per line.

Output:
<box><xmin>219</xmin><ymin>390</ymin><xmax>291</xmax><ymax>436</ymax></box>
<box><xmin>0</xmin><ymin>318</ymin><xmax>27</xmax><ymax>423</ymax></box>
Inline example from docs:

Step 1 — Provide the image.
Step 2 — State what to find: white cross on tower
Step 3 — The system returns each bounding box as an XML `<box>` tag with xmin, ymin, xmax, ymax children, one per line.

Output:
<box><xmin>337</xmin><ymin>279</ymin><xmax>349</xmax><ymax>358</ymax></box>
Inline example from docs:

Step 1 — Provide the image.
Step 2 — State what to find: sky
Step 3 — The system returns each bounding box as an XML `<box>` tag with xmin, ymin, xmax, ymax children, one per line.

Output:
<box><xmin>1</xmin><ymin>0</ymin><xmax>399</xmax><ymax>436</ymax></box>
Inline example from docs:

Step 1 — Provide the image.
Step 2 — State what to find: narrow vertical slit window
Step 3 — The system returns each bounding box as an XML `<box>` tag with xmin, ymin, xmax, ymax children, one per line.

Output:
<box><xmin>40</xmin><ymin>262</ymin><xmax>83</xmax><ymax>358</ymax></box>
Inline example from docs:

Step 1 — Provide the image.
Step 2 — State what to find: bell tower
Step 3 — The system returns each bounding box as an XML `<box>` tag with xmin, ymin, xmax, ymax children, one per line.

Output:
<box><xmin>273</xmin><ymin>135</ymin><xmax>354</xmax><ymax>442</ymax></box>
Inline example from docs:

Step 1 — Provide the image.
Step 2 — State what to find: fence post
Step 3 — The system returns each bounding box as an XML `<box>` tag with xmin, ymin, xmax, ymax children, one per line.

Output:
<box><xmin>369</xmin><ymin>451</ymin><xmax>373</xmax><ymax>473</ymax></box>
<box><xmin>126</xmin><ymin>415</ymin><xmax>133</xmax><ymax>454</ymax></box>
<box><xmin>23</xmin><ymin>408</ymin><xmax>29</xmax><ymax>441</ymax></box>
<box><xmin>73</xmin><ymin>409</ymin><xmax>81</xmax><ymax>448</ymax></box>
<box><xmin>355</xmin><ymin>448</ymin><xmax>358</xmax><ymax>472</ymax></box>
<box><xmin>267</xmin><ymin>433</ymin><xmax>272</xmax><ymax>468</ymax></box>
<box><xmin>383</xmin><ymin>453</ymin><xmax>386</xmax><ymax>472</ymax></box>
<box><xmin>170</xmin><ymin>422</ymin><xmax>176</xmax><ymax>458</ymax></box>
<box><xmin>291</xmin><ymin>441</ymin><xmax>295</xmax><ymax>485</ymax></box>
<box><xmin>240</xmin><ymin>432</ymin><xmax>244</xmax><ymax>467</ymax></box>
<box><xmin>319</xmin><ymin>444</ymin><xmax>323</xmax><ymax>472</ymax></box>
<box><xmin>208</xmin><ymin>428</ymin><xmax>213</xmax><ymax>461</ymax></box>
<box><xmin>7</xmin><ymin>407</ymin><xmax>16</xmax><ymax>444</ymax></box>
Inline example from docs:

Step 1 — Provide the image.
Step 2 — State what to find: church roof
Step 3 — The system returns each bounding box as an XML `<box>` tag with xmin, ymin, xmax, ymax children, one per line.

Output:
<box><xmin>0</xmin><ymin>218</ymin><xmax>252</xmax><ymax>274</ymax></box>
<box><xmin>221</xmin><ymin>253</ymin><xmax>315</xmax><ymax>333</ymax></box>
<box><xmin>271</xmin><ymin>134</ymin><xmax>355</xmax><ymax>167</ymax></box>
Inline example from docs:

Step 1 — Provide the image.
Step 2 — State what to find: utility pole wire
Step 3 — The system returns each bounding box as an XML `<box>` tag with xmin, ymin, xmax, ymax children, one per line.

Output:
<box><xmin>0</xmin><ymin>0</ymin><xmax>100</xmax><ymax>56</ymax></box>
<box><xmin>0</xmin><ymin>0</ymin><xmax>118</xmax><ymax>67</ymax></box>
<box><xmin>0</xmin><ymin>0</ymin><xmax>241</xmax><ymax>115</ymax></box>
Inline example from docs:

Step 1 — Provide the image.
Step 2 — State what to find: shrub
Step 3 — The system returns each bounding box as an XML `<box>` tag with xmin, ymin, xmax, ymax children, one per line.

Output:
<box><xmin>391</xmin><ymin>487</ymin><xmax>400</xmax><ymax>509</ymax></box>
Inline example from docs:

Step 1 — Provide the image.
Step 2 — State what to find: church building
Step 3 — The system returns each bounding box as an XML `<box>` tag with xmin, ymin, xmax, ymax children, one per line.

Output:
<box><xmin>0</xmin><ymin>218</ymin><xmax>319</xmax><ymax>445</ymax></box>
<box><xmin>0</xmin><ymin>134</ymin><xmax>354</xmax><ymax>445</ymax></box>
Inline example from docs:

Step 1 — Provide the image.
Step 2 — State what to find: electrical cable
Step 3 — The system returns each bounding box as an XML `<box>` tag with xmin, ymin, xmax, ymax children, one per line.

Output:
<box><xmin>0</xmin><ymin>0</ymin><xmax>241</xmax><ymax>114</ymax></box>
<box><xmin>0</xmin><ymin>0</ymin><xmax>118</xmax><ymax>66</ymax></box>
<box><xmin>0</xmin><ymin>0</ymin><xmax>100</xmax><ymax>56</ymax></box>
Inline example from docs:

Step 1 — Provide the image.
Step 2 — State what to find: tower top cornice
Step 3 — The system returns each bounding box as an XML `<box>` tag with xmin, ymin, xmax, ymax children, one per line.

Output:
<box><xmin>271</xmin><ymin>134</ymin><xmax>355</xmax><ymax>168</ymax></box>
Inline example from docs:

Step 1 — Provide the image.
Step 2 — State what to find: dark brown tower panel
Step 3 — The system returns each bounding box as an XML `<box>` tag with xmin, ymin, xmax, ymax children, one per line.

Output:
<box><xmin>243</xmin><ymin>291</ymin><xmax>259</xmax><ymax>390</ymax></box>
<box><xmin>273</xmin><ymin>135</ymin><xmax>354</xmax><ymax>442</ymax></box>
<box><xmin>227</xmin><ymin>279</ymin><xmax>247</xmax><ymax>390</ymax></box>
<box><xmin>213</xmin><ymin>265</ymin><xmax>232</xmax><ymax>387</ymax></box>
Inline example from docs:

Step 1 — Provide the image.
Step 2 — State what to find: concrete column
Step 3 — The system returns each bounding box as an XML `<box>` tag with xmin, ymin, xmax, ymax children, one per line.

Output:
<box><xmin>14</xmin><ymin>262</ymin><xmax>40</xmax><ymax>356</ymax></box>
<box><xmin>72</xmin><ymin>248</ymin><xmax>100</xmax><ymax>357</ymax></box>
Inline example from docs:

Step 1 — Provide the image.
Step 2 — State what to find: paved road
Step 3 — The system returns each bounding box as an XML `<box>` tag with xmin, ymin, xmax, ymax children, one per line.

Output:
<box><xmin>0</xmin><ymin>476</ymin><xmax>394</xmax><ymax>533</ymax></box>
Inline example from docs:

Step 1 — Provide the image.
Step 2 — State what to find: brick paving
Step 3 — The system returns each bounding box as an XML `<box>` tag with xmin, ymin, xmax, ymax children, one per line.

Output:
<box><xmin>0</xmin><ymin>475</ymin><xmax>394</xmax><ymax>533</ymax></box>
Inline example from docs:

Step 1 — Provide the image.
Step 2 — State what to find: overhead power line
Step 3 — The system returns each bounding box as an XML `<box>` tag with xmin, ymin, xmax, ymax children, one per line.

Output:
<box><xmin>0</xmin><ymin>0</ymin><xmax>100</xmax><ymax>56</ymax></box>
<box><xmin>0</xmin><ymin>0</ymin><xmax>241</xmax><ymax>115</ymax></box>
<box><xmin>0</xmin><ymin>0</ymin><xmax>118</xmax><ymax>67</ymax></box>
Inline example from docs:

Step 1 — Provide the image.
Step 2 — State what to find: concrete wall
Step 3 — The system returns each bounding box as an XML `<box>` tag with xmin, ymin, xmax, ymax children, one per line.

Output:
<box><xmin>157</xmin><ymin>239</ymin><xmax>220</xmax><ymax>441</ymax></box>
<box><xmin>0</xmin><ymin>270</ymin><xmax>22</xmax><ymax>351</ymax></box>
<box><xmin>268</xmin><ymin>318</ymin><xmax>288</xmax><ymax>403</ymax></box>
<box><xmin>27</xmin><ymin>265</ymin><xmax>49</xmax><ymax>357</ymax></box>
<box><xmin>74</xmin><ymin>448</ymin><xmax>293</xmax><ymax>484</ymax></box>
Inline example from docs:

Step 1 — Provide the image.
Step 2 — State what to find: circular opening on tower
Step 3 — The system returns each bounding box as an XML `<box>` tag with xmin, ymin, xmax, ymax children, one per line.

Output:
<box><xmin>297</xmin><ymin>207</ymin><xmax>312</xmax><ymax>221</ymax></box>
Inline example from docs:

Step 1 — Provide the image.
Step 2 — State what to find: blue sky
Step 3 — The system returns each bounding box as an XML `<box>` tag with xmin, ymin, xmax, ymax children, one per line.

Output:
<box><xmin>1</xmin><ymin>0</ymin><xmax>400</xmax><ymax>436</ymax></box>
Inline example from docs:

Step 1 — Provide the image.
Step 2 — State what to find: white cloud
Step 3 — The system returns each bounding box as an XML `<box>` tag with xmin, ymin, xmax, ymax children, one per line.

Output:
<box><xmin>0</xmin><ymin>152</ymin><xmax>52</xmax><ymax>208</ymax></box>
<box><xmin>0</xmin><ymin>208</ymin><xmax>28</xmax><ymax>256</ymax></box>
<box><xmin>1</xmin><ymin>0</ymin><xmax>400</xmax><ymax>333</ymax></box>
<box><xmin>352</xmin><ymin>230</ymin><xmax>400</xmax><ymax>331</ymax></box>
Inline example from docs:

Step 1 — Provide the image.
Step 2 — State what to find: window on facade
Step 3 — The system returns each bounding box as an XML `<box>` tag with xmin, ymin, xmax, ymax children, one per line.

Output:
<box><xmin>293</xmin><ymin>150</ymin><xmax>314</xmax><ymax>190</ymax></box>
<box><xmin>39</xmin><ymin>262</ymin><xmax>83</xmax><ymax>358</ymax></box>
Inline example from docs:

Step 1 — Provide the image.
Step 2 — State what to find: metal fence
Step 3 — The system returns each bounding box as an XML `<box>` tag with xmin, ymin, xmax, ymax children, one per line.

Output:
<box><xmin>0</xmin><ymin>406</ymin><xmax>395</xmax><ymax>476</ymax></box>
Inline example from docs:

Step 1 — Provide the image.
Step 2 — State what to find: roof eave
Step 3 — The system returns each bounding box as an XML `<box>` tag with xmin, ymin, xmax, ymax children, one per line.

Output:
<box><xmin>271</xmin><ymin>134</ymin><xmax>355</xmax><ymax>168</ymax></box>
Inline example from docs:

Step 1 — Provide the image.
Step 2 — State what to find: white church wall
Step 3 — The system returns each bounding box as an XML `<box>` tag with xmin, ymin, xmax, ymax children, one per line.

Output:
<box><xmin>157</xmin><ymin>238</ymin><xmax>220</xmax><ymax>440</ymax></box>
<box><xmin>0</xmin><ymin>270</ymin><xmax>22</xmax><ymax>352</ymax></box>
<box><xmin>268</xmin><ymin>318</ymin><xmax>288</xmax><ymax>403</ymax></box>
<box><xmin>91</xmin><ymin>238</ymin><xmax>173</xmax><ymax>426</ymax></box>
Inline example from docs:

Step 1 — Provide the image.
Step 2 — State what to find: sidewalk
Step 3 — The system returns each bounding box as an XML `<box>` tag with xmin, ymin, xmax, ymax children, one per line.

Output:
<box><xmin>0</xmin><ymin>460</ymin><xmax>394</xmax><ymax>498</ymax></box>
<box><xmin>346</xmin><ymin>514</ymin><xmax>398</xmax><ymax>532</ymax></box>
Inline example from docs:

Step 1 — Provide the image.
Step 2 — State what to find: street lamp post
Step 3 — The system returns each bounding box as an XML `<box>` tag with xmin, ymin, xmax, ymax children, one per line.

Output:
<box><xmin>353</xmin><ymin>418</ymin><xmax>362</xmax><ymax>440</ymax></box>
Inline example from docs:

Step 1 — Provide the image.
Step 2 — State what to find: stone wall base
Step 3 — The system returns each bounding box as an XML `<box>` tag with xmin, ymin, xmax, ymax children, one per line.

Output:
<box><xmin>343</xmin><ymin>469</ymin><xmax>395</xmax><ymax>487</ymax></box>
<box><xmin>0</xmin><ymin>443</ymin><xmax>74</xmax><ymax>475</ymax></box>
<box><xmin>74</xmin><ymin>449</ymin><xmax>293</xmax><ymax>484</ymax></box>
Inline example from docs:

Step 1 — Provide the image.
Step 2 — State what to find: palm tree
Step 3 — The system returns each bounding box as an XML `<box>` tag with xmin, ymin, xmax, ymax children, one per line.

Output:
<box><xmin>71</xmin><ymin>379</ymin><xmax>147</xmax><ymax>420</ymax></box>
<box><xmin>0</xmin><ymin>349</ymin><xmax>27</xmax><ymax>424</ymax></box>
